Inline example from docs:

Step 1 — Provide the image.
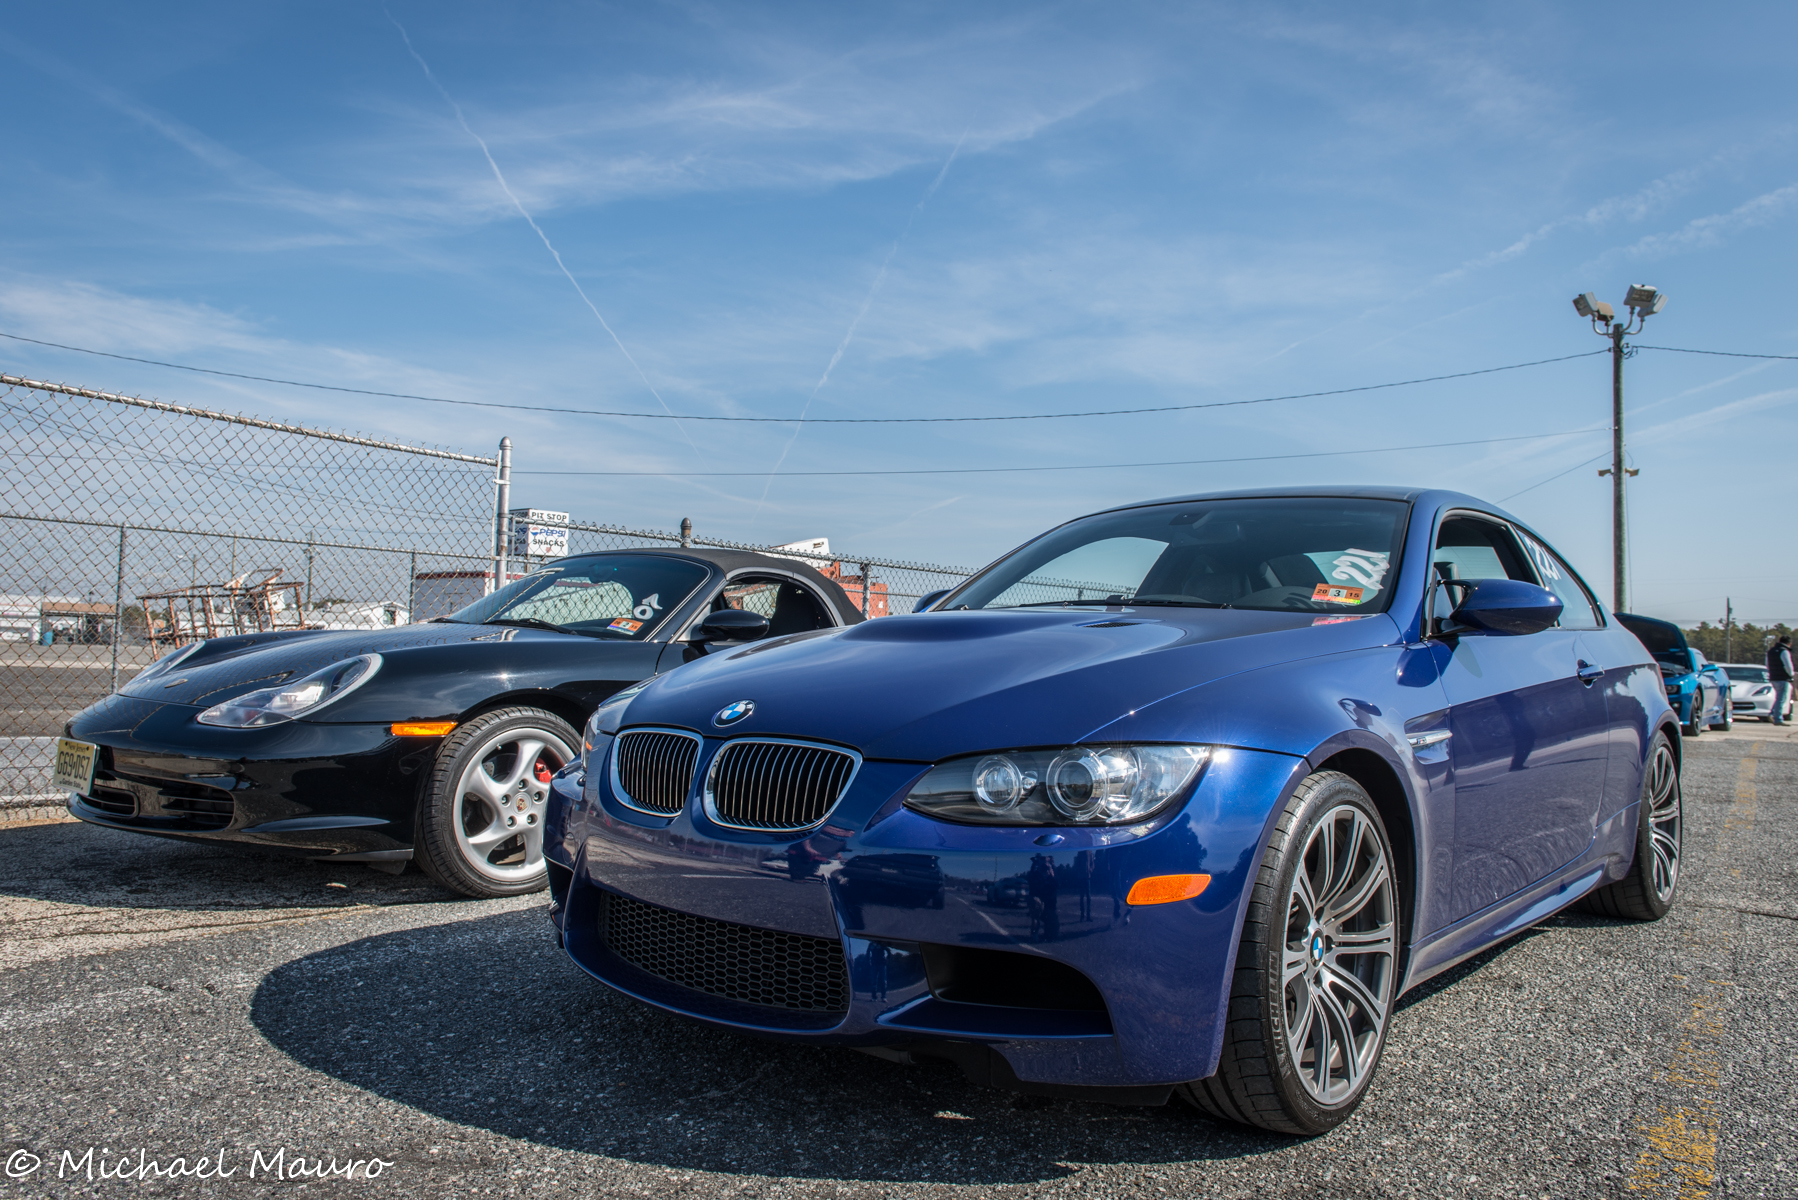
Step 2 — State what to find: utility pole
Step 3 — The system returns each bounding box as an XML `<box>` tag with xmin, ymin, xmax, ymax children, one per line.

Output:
<box><xmin>1725</xmin><ymin>597</ymin><xmax>1733</xmax><ymax>662</ymax></box>
<box><xmin>1573</xmin><ymin>285</ymin><xmax>1666</xmax><ymax>613</ymax></box>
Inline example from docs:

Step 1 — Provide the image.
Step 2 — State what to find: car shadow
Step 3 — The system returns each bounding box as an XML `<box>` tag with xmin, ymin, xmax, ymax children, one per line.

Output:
<box><xmin>0</xmin><ymin>818</ymin><xmax>454</xmax><ymax>912</ymax></box>
<box><xmin>249</xmin><ymin>908</ymin><xmax>1296</xmax><ymax>1184</ymax></box>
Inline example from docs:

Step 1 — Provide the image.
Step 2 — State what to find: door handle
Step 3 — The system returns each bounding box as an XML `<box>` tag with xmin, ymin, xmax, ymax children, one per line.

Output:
<box><xmin>1576</xmin><ymin>660</ymin><xmax>1604</xmax><ymax>685</ymax></box>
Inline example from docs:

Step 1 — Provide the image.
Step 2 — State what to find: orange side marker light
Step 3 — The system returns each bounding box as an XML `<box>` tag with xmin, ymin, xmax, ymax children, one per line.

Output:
<box><xmin>1126</xmin><ymin>873</ymin><xmax>1212</xmax><ymax>906</ymax></box>
<box><xmin>391</xmin><ymin>721</ymin><xmax>457</xmax><ymax>737</ymax></box>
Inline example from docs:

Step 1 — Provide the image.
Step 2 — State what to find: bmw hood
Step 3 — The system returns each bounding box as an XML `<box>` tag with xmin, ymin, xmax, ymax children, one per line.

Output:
<box><xmin>621</xmin><ymin>608</ymin><xmax>1401</xmax><ymax>761</ymax></box>
<box><xmin>118</xmin><ymin>624</ymin><xmax>534</xmax><ymax>708</ymax></box>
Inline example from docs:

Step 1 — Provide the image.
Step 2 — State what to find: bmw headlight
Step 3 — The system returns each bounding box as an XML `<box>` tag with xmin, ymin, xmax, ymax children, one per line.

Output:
<box><xmin>905</xmin><ymin>744</ymin><xmax>1209</xmax><ymax>826</ymax></box>
<box><xmin>196</xmin><ymin>654</ymin><xmax>381</xmax><ymax>728</ymax></box>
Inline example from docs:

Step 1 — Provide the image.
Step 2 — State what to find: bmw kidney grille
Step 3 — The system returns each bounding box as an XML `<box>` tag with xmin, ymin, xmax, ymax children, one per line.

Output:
<box><xmin>612</xmin><ymin>729</ymin><xmax>702</xmax><ymax>815</ymax></box>
<box><xmin>704</xmin><ymin>739</ymin><xmax>859</xmax><ymax>832</ymax></box>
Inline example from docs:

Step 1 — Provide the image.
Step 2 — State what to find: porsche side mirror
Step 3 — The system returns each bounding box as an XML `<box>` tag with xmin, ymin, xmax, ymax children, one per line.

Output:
<box><xmin>913</xmin><ymin>589</ymin><xmax>950</xmax><ymax>613</ymax></box>
<box><xmin>1448</xmin><ymin>578</ymin><xmax>1563</xmax><ymax>636</ymax></box>
<box><xmin>691</xmin><ymin>608</ymin><xmax>771</xmax><ymax>645</ymax></box>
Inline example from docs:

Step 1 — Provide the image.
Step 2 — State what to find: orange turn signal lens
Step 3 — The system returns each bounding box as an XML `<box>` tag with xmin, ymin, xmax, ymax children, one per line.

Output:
<box><xmin>391</xmin><ymin>721</ymin><xmax>456</xmax><ymax>737</ymax></box>
<box><xmin>1126</xmin><ymin>874</ymin><xmax>1211</xmax><ymax>906</ymax></box>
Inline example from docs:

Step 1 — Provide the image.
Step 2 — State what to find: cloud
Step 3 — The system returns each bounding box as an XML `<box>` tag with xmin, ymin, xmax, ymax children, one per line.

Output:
<box><xmin>1621</xmin><ymin>182</ymin><xmax>1798</xmax><ymax>259</ymax></box>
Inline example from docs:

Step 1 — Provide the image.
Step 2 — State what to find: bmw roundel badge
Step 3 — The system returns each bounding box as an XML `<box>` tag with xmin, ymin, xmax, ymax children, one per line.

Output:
<box><xmin>713</xmin><ymin>700</ymin><xmax>755</xmax><ymax>727</ymax></box>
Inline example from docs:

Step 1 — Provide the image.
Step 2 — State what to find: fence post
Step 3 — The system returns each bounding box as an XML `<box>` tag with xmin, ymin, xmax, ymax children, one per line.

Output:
<box><xmin>493</xmin><ymin>437</ymin><xmax>512</xmax><ymax>593</ymax></box>
<box><xmin>304</xmin><ymin>534</ymin><xmax>315</xmax><ymax>610</ymax></box>
<box><xmin>861</xmin><ymin>563</ymin><xmax>872</xmax><ymax>616</ymax></box>
<box><xmin>109</xmin><ymin>525</ymin><xmax>126</xmax><ymax>693</ymax></box>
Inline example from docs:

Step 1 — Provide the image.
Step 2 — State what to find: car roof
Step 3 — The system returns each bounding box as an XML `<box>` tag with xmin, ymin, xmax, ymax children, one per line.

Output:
<box><xmin>1083</xmin><ymin>485</ymin><xmax>1521</xmax><ymax>524</ymax></box>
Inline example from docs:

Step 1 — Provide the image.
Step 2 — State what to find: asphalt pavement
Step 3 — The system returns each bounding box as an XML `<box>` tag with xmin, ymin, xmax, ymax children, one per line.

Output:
<box><xmin>0</xmin><ymin>737</ymin><xmax>1792</xmax><ymax>1199</ymax></box>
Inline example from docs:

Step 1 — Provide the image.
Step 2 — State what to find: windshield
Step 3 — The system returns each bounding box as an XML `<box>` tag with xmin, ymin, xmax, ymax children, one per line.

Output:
<box><xmin>1725</xmin><ymin>666</ymin><xmax>1768</xmax><ymax>682</ymax></box>
<box><xmin>943</xmin><ymin>497</ymin><xmax>1409</xmax><ymax>614</ymax></box>
<box><xmin>443</xmin><ymin>554</ymin><xmax>709</xmax><ymax>639</ymax></box>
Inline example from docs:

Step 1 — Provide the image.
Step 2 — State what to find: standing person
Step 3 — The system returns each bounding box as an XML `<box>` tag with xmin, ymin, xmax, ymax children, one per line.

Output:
<box><xmin>1770</xmin><ymin>634</ymin><xmax>1795</xmax><ymax>726</ymax></box>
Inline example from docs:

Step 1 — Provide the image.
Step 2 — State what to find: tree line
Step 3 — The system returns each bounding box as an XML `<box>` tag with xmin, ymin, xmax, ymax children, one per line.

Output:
<box><xmin>1683</xmin><ymin>621</ymin><xmax>1793</xmax><ymax>665</ymax></box>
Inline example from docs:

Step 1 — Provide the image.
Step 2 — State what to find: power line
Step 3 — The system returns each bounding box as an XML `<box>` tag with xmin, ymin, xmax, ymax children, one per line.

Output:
<box><xmin>0</xmin><ymin>329</ymin><xmax>1605</xmax><ymax>426</ymax></box>
<box><xmin>1497</xmin><ymin>450</ymin><xmax>1613</xmax><ymax>503</ymax></box>
<box><xmin>1638</xmin><ymin>344</ymin><xmax>1798</xmax><ymax>361</ymax></box>
<box><xmin>515</xmin><ymin>426</ymin><xmax>1607</xmax><ymax>477</ymax></box>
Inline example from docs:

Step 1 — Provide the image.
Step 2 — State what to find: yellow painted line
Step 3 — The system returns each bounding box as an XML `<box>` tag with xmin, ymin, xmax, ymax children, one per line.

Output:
<box><xmin>1626</xmin><ymin>746</ymin><xmax>1758</xmax><ymax>1197</ymax></box>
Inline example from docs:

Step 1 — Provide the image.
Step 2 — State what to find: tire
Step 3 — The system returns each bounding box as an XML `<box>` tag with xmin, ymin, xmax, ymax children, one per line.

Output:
<box><xmin>1583</xmin><ymin>731</ymin><xmax>1680</xmax><ymax>921</ymax></box>
<box><xmin>413</xmin><ymin>706</ymin><xmax>577</xmax><ymax>899</ymax></box>
<box><xmin>1682</xmin><ymin>695</ymin><xmax>1704</xmax><ymax>738</ymax></box>
<box><xmin>1177</xmin><ymin>771</ymin><xmax>1399</xmax><ymax>1136</ymax></box>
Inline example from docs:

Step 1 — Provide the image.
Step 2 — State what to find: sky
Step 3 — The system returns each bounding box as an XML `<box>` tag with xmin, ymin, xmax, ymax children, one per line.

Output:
<box><xmin>3</xmin><ymin>2</ymin><xmax>1797</xmax><ymax>624</ymax></box>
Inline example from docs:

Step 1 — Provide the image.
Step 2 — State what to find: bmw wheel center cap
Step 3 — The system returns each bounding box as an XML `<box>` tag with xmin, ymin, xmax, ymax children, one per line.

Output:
<box><xmin>713</xmin><ymin>700</ymin><xmax>755</xmax><ymax>727</ymax></box>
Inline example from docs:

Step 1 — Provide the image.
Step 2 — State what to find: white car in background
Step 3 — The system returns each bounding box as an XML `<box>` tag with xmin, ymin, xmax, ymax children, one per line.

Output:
<box><xmin>1723</xmin><ymin>664</ymin><xmax>1794</xmax><ymax>723</ymax></box>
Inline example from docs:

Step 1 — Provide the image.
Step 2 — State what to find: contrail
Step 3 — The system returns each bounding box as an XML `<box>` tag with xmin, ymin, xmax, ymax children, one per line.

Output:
<box><xmin>753</xmin><ymin>132</ymin><xmax>969</xmax><ymax>517</ymax></box>
<box><xmin>387</xmin><ymin>12</ymin><xmax>696</xmax><ymax>452</ymax></box>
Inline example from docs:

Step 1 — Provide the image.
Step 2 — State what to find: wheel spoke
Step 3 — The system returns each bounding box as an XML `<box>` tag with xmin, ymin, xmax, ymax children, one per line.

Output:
<box><xmin>465</xmin><ymin>817</ymin><xmax>513</xmax><ymax>853</ymax></box>
<box><xmin>1326</xmin><ymin>858</ymin><xmax>1388</xmax><ymax>925</ymax></box>
<box><xmin>1330</xmin><ymin>921</ymin><xmax>1396</xmax><ymax>953</ymax></box>
<box><xmin>463</xmin><ymin>765</ymin><xmax>509</xmax><ymax>806</ymax></box>
<box><xmin>1321</xmin><ymin>961</ymin><xmax>1388</xmax><ymax>1030</ymax></box>
<box><xmin>1282</xmin><ymin>947</ymin><xmax>1310</xmax><ymax>989</ymax></box>
<box><xmin>497</xmin><ymin>739</ymin><xmax>547</xmax><ymax>791</ymax></box>
<box><xmin>1311</xmin><ymin>815</ymin><xmax>1342</xmax><ymax>908</ymax></box>
<box><xmin>518</xmin><ymin>821</ymin><xmax>544</xmax><ymax>864</ymax></box>
<box><xmin>1313</xmin><ymin>981</ymin><xmax>1361</xmax><ymax>1092</ymax></box>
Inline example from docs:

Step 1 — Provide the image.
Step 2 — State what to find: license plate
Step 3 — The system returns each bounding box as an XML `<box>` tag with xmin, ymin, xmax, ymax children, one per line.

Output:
<box><xmin>52</xmin><ymin>738</ymin><xmax>98</xmax><ymax>797</ymax></box>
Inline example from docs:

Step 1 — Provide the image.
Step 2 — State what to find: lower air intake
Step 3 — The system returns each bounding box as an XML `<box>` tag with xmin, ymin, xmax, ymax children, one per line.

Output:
<box><xmin>601</xmin><ymin>892</ymin><xmax>849</xmax><ymax>1013</ymax></box>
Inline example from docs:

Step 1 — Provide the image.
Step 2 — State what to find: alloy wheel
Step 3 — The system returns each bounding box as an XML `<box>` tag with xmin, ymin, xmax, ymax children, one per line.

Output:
<box><xmin>1282</xmin><ymin>803</ymin><xmax>1398</xmax><ymax>1106</ymax></box>
<box><xmin>1645</xmin><ymin>740</ymin><xmax>1681</xmax><ymax>903</ymax></box>
<box><xmin>452</xmin><ymin>727</ymin><xmax>570</xmax><ymax>885</ymax></box>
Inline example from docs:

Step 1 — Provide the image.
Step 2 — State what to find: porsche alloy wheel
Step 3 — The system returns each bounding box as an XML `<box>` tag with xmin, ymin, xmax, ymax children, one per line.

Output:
<box><xmin>1585</xmin><ymin>731</ymin><xmax>1681</xmax><ymax>921</ymax></box>
<box><xmin>1179</xmin><ymin>771</ymin><xmax>1398</xmax><ymax>1135</ymax></box>
<box><xmin>414</xmin><ymin>707</ymin><xmax>577</xmax><ymax>898</ymax></box>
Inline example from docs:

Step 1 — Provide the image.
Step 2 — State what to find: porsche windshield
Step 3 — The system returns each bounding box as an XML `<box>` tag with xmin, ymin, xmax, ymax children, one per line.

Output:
<box><xmin>442</xmin><ymin>555</ymin><xmax>708</xmax><ymax>639</ymax></box>
<box><xmin>946</xmin><ymin>497</ymin><xmax>1409</xmax><ymax>615</ymax></box>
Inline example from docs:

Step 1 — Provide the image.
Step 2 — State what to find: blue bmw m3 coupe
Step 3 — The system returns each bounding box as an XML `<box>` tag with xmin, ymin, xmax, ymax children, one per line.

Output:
<box><xmin>544</xmin><ymin>487</ymin><xmax>1682</xmax><ymax>1135</ymax></box>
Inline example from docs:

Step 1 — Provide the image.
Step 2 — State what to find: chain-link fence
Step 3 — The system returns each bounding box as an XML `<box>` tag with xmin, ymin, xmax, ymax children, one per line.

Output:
<box><xmin>1</xmin><ymin>374</ymin><xmax>503</xmax><ymax>806</ymax></box>
<box><xmin>1</xmin><ymin>373</ymin><xmax>1011</xmax><ymax>810</ymax></box>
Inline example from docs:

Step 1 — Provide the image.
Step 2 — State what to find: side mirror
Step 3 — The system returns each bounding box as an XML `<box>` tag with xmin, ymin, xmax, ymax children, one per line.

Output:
<box><xmin>690</xmin><ymin>608</ymin><xmax>771</xmax><ymax>651</ymax></box>
<box><xmin>1448</xmin><ymin>578</ymin><xmax>1563</xmax><ymax>636</ymax></box>
<box><xmin>913</xmin><ymin>589</ymin><xmax>950</xmax><ymax>614</ymax></box>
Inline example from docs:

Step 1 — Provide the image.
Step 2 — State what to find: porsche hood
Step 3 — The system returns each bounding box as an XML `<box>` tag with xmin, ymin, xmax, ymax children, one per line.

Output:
<box><xmin>118</xmin><ymin>624</ymin><xmax>523</xmax><ymax>709</ymax></box>
<box><xmin>619</xmin><ymin>608</ymin><xmax>1401</xmax><ymax>761</ymax></box>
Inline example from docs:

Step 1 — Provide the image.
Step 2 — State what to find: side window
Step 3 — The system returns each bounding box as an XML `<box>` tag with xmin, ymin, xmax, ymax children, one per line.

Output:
<box><xmin>1433</xmin><ymin>516</ymin><xmax>1535</xmax><ymax>583</ymax></box>
<box><xmin>1513</xmin><ymin>529</ymin><xmax>1601</xmax><ymax>630</ymax></box>
<box><xmin>712</xmin><ymin>575</ymin><xmax>834</xmax><ymax>637</ymax></box>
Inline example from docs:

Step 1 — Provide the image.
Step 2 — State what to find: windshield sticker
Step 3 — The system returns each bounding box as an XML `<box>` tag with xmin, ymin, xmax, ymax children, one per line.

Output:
<box><xmin>632</xmin><ymin>593</ymin><xmax>663</xmax><ymax>621</ymax></box>
<box><xmin>607</xmin><ymin>618</ymin><xmax>644</xmax><ymax>634</ymax></box>
<box><xmin>1313</xmin><ymin>584</ymin><xmax>1366</xmax><ymax>605</ymax></box>
<box><xmin>1518</xmin><ymin>534</ymin><xmax>1561</xmax><ymax>584</ymax></box>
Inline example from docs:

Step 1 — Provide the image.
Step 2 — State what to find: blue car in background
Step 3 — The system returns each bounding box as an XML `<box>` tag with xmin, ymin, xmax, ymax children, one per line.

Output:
<box><xmin>545</xmin><ymin>487</ymin><xmax>1683</xmax><ymax>1135</ymax></box>
<box><xmin>1615</xmin><ymin>613</ymin><xmax>1732</xmax><ymax>736</ymax></box>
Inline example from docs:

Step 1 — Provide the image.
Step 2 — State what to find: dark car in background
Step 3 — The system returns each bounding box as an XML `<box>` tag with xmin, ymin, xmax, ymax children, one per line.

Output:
<box><xmin>1616</xmin><ymin>613</ymin><xmax>1732</xmax><ymax>736</ymax></box>
<box><xmin>55</xmin><ymin>548</ymin><xmax>864</xmax><ymax>897</ymax></box>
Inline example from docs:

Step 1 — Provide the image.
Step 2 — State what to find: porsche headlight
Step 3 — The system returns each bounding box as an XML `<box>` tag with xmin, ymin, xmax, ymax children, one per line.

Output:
<box><xmin>906</xmin><ymin>744</ymin><xmax>1209</xmax><ymax>826</ymax></box>
<box><xmin>196</xmin><ymin>654</ymin><xmax>381</xmax><ymax>728</ymax></box>
<box><xmin>125</xmin><ymin>640</ymin><xmax>205</xmax><ymax>691</ymax></box>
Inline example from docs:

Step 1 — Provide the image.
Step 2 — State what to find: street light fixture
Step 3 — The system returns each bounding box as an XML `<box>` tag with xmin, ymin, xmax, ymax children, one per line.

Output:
<box><xmin>1571</xmin><ymin>284</ymin><xmax>1669</xmax><ymax>613</ymax></box>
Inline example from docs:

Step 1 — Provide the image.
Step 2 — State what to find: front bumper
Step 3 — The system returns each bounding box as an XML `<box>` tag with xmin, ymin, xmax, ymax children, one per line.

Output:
<box><xmin>547</xmin><ymin>737</ymin><xmax>1307</xmax><ymax>1094</ymax></box>
<box><xmin>64</xmin><ymin>692</ymin><xmax>437</xmax><ymax>858</ymax></box>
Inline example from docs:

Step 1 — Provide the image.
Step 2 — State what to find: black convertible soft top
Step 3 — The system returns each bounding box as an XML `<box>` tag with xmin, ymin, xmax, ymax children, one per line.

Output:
<box><xmin>562</xmin><ymin>546</ymin><xmax>867</xmax><ymax>626</ymax></box>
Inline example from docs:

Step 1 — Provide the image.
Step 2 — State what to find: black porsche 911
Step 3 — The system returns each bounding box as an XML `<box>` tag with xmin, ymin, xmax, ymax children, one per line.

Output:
<box><xmin>57</xmin><ymin>548</ymin><xmax>865</xmax><ymax>897</ymax></box>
